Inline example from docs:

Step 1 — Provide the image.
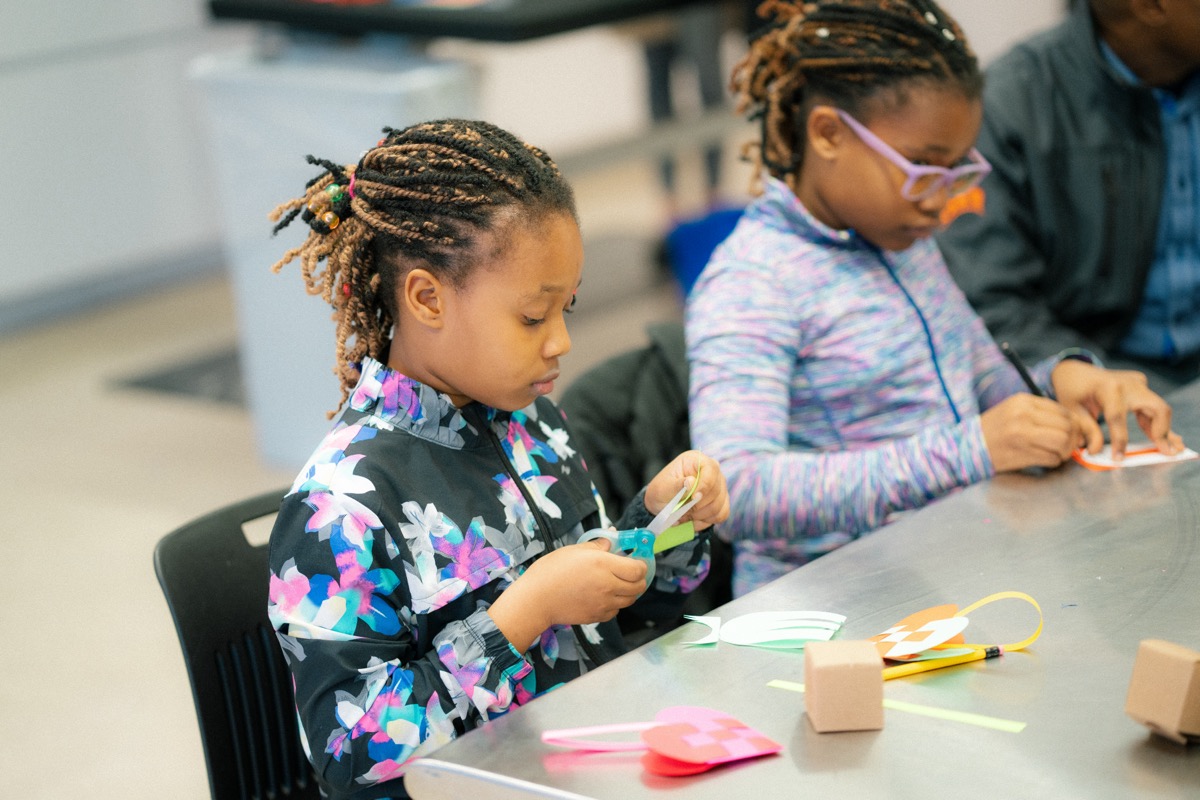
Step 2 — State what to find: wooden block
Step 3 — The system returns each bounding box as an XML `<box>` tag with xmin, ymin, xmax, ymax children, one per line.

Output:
<box><xmin>804</xmin><ymin>640</ymin><xmax>884</xmax><ymax>733</ymax></box>
<box><xmin>1125</xmin><ymin>639</ymin><xmax>1200</xmax><ymax>745</ymax></box>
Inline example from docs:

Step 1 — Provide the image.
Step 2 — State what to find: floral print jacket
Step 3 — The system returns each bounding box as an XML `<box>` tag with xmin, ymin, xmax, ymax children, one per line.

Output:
<box><xmin>268</xmin><ymin>357</ymin><xmax>710</xmax><ymax>799</ymax></box>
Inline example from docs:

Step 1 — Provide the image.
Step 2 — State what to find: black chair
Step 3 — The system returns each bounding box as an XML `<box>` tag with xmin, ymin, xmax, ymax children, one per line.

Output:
<box><xmin>154</xmin><ymin>487</ymin><xmax>320</xmax><ymax>800</ymax></box>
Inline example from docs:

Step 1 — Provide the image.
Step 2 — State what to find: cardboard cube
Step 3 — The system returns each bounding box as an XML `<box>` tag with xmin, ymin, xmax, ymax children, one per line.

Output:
<box><xmin>1125</xmin><ymin>639</ymin><xmax>1200</xmax><ymax>745</ymax></box>
<box><xmin>804</xmin><ymin>640</ymin><xmax>884</xmax><ymax>733</ymax></box>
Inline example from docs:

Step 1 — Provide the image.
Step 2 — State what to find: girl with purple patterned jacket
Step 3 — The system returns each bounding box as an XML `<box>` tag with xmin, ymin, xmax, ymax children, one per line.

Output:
<box><xmin>266</xmin><ymin>119</ymin><xmax>728</xmax><ymax>799</ymax></box>
<box><xmin>686</xmin><ymin>0</ymin><xmax>1181</xmax><ymax>597</ymax></box>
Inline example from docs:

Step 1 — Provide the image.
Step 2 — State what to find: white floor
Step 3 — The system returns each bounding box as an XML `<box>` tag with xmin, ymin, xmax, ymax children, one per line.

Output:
<box><xmin>0</xmin><ymin>151</ymin><xmax>750</xmax><ymax>798</ymax></box>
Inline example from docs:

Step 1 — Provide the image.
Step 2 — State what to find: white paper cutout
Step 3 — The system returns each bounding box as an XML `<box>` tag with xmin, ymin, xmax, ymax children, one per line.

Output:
<box><xmin>1074</xmin><ymin>444</ymin><xmax>1198</xmax><ymax>471</ymax></box>
<box><xmin>717</xmin><ymin>611</ymin><xmax>846</xmax><ymax>649</ymax></box>
<box><xmin>876</xmin><ymin>616</ymin><xmax>971</xmax><ymax>659</ymax></box>
<box><xmin>681</xmin><ymin>615</ymin><xmax>722</xmax><ymax>645</ymax></box>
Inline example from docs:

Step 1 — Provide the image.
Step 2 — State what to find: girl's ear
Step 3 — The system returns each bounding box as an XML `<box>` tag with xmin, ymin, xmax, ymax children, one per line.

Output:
<box><xmin>807</xmin><ymin>105</ymin><xmax>845</xmax><ymax>161</ymax></box>
<box><xmin>402</xmin><ymin>268</ymin><xmax>446</xmax><ymax>329</ymax></box>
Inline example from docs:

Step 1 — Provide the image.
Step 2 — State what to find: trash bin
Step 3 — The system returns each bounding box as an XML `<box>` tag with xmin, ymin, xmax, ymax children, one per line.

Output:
<box><xmin>191</xmin><ymin>35</ymin><xmax>477</xmax><ymax>470</ymax></box>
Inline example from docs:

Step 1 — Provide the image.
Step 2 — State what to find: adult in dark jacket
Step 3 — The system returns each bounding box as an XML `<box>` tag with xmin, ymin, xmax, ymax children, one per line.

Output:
<box><xmin>936</xmin><ymin>0</ymin><xmax>1200</xmax><ymax>395</ymax></box>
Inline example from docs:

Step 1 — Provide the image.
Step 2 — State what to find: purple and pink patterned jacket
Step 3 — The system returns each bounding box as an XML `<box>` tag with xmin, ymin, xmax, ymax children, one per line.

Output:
<box><xmin>686</xmin><ymin>177</ymin><xmax>1057</xmax><ymax>596</ymax></box>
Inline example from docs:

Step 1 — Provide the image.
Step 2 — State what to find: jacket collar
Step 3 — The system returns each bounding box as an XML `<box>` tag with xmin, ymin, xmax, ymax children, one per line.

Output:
<box><xmin>1063</xmin><ymin>0</ymin><xmax>1162</xmax><ymax>139</ymax></box>
<box><xmin>1068</xmin><ymin>0</ymin><xmax>1131</xmax><ymax>88</ymax></box>
<box><xmin>346</xmin><ymin>357</ymin><xmax>500</xmax><ymax>449</ymax></box>
<box><xmin>757</xmin><ymin>176</ymin><xmax>861</xmax><ymax>249</ymax></box>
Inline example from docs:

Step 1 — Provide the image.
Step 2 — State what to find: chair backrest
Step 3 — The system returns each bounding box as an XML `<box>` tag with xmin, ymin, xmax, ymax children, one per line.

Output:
<box><xmin>154</xmin><ymin>487</ymin><xmax>320</xmax><ymax>800</ymax></box>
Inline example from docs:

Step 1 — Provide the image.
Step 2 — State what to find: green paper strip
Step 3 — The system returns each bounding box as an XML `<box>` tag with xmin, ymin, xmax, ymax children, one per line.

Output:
<box><xmin>766</xmin><ymin>680</ymin><xmax>1027</xmax><ymax>733</ymax></box>
<box><xmin>653</xmin><ymin>521</ymin><xmax>696</xmax><ymax>553</ymax></box>
<box><xmin>882</xmin><ymin>699</ymin><xmax>1027</xmax><ymax>733</ymax></box>
<box><xmin>677</xmin><ymin>465</ymin><xmax>701</xmax><ymax>507</ymax></box>
<box><xmin>652</xmin><ymin>466</ymin><xmax>702</xmax><ymax>553</ymax></box>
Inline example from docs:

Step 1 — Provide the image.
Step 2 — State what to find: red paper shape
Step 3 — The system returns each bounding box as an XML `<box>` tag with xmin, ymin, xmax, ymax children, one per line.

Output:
<box><xmin>640</xmin><ymin>751</ymin><xmax>712</xmax><ymax>776</ymax></box>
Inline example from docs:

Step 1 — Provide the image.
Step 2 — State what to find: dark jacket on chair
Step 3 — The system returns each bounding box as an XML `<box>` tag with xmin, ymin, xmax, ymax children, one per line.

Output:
<box><xmin>560</xmin><ymin>322</ymin><xmax>691</xmax><ymax>515</ymax></box>
<box><xmin>560</xmin><ymin>321</ymin><xmax>732</xmax><ymax>637</ymax></box>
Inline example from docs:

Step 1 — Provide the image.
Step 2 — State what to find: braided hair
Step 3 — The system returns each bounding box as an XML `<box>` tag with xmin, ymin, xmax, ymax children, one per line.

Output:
<box><xmin>734</xmin><ymin>0</ymin><xmax>982</xmax><ymax>182</ymax></box>
<box><xmin>268</xmin><ymin>118</ymin><xmax>577</xmax><ymax>414</ymax></box>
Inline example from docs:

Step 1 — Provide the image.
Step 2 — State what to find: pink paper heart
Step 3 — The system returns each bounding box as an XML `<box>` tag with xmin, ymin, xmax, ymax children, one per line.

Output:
<box><xmin>641</xmin><ymin>706</ymin><xmax>781</xmax><ymax>773</ymax></box>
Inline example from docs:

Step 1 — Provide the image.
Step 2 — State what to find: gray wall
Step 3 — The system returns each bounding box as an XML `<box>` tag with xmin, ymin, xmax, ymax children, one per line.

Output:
<box><xmin>0</xmin><ymin>1</ymin><xmax>1066</xmax><ymax>334</ymax></box>
<box><xmin>0</xmin><ymin>2</ymin><xmax>254</xmax><ymax>331</ymax></box>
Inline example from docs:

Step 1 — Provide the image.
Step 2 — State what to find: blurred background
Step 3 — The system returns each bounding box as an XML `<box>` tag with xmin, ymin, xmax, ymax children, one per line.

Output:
<box><xmin>0</xmin><ymin>1</ymin><xmax>1065</xmax><ymax>797</ymax></box>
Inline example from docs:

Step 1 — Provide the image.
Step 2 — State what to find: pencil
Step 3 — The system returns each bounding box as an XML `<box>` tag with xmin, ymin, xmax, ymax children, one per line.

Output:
<box><xmin>882</xmin><ymin>645</ymin><xmax>1004</xmax><ymax>681</ymax></box>
<box><xmin>999</xmin><ymin>341</ymin><xmax>1045</xmax><ymax>397</ymax></box>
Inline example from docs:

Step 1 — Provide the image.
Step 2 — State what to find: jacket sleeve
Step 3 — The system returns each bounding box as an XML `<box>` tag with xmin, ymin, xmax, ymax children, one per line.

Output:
<box><xmin>268</xmin><ymin>488</ymin><xmax>533</xmax><ymax>796</ymax></box>
<box><xmin>692</xmin><ymin>407</ymin><xmax>992</xmax><ymax>546</ymax></box>
<box><xmin>935</xmin><ymin>50</ymin><xmax>1114</xmax><ymax>363</ymax></box>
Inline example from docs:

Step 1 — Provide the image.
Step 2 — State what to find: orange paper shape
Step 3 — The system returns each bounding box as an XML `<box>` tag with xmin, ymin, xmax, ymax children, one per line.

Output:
<box><xmin>870</xmin><ymin>604</ymin><xmax>968</xmax><ymax>660</ymax></box>
<box><xmin>1072</xmin><ymin>445</ymin><xmax>1198</xmax><ymax>472</ymax></box>
<box><xmin>939</xmin><ymin>185</ymin><xmax>985</xmax><ymax>225</ymax></box>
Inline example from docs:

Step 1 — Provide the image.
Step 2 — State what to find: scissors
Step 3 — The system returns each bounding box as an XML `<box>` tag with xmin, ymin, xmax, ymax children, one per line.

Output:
<box><xmin>578</xmin><ymin>468</ymin><xmax>703</xmax><ymax>590</ymax></box>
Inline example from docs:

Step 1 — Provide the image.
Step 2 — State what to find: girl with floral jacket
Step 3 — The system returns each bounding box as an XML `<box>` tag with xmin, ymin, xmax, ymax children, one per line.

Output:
<box><xmin>266</xmin><ymin>119</ymin><xmax>727</xmax><ymax>799</ymax></box>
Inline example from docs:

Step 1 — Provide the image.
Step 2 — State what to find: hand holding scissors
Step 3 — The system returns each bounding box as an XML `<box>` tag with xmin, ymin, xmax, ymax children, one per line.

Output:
<box><xmin>579</xmin><ymin>451</ymin><xmax>728</xmax><ymax>590</ymax></box>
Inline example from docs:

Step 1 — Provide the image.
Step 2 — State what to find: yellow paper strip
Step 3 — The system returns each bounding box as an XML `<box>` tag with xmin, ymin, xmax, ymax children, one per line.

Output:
<box><xmin>954</xmin><ymin>590</ymin><xmax>1044</xmax><ymax>654</ymax></box>
<box><xmin>766</xmin><ymin>680</ymin><xmax>1027</xmax><ymax>733</ymax></box>
<box><xmin>881</xmin><ymin>698</ymin><xmax>1026</xmax><ymax>733</ymax></box>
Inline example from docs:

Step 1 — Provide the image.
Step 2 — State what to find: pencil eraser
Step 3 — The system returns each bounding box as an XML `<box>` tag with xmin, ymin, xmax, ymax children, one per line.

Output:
<box><xmin>1125</xmin><ymin>639</ymin><xmax>1200</xmax><ymax>745</ymax></box>
<box><xmin>804</xmin><ymin>640</ymin><xmax>884</xmax><ymax>733</ymax></box>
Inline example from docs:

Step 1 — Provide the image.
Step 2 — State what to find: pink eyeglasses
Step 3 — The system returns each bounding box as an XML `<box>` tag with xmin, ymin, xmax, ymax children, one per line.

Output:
<box><xmin>835</xmin><ymin>109</ymin><xmax>991</xmax><ymax>201</ymax></box>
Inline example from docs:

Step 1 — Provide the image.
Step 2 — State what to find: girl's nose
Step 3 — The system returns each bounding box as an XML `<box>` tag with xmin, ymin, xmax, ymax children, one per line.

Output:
<box><xmin>545</xmin><ymin>315</ymin><xmax>572</xmax><ymax>359</ymax></box>
<box><xmin>916</xmin><ymin>180</ymin><xmax>953</xmax><ymax>214</ymax></box>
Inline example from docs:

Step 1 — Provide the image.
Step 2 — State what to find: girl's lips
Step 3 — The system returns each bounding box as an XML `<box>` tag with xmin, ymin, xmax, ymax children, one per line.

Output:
<box><xmin>533</xmin><ymin>372</ymin><xmax>559</xmax><ymax>395</ymax></box>
<box><xmin>905</xmin><ymin>225</ymin><xmax>939</xmax><ymax>239</ymax></box>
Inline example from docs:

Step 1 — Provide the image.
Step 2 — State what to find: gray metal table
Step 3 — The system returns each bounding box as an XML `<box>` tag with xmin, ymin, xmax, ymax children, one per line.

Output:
<box><xmin>407</xmin><ymin>384</ymin><xmax>1200</xmax><ymax>798</ymax></box>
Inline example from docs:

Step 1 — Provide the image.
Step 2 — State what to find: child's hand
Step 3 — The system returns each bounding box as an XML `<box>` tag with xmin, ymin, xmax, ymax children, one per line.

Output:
<box><xmin>645</xmin><ymin>450</ymin><xmax>730</xmax><ymax>532</ymax></box>
<box><xmin>487</xmin><ymin>538</ymin><xmax>647</xmax><ymax>652</ymax></box>
<box><xmin>981</xmin><ymin>393</ymin><xmax>1085</xmax><ymax>472</ymax></box>
<box><xmin>1050</xmin><ymin>360</ymin><xmax>1183</xmax><ymax>460</ymax></box>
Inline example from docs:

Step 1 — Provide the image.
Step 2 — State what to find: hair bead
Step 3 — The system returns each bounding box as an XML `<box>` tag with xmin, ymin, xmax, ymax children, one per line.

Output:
<box><xmin>325</xmin><ymin>184</ymin><xmax>347</xmax><ymax>203</ymax></box>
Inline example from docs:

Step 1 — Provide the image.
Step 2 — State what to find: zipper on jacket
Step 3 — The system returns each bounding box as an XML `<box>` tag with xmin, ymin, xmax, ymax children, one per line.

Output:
<box><xmin>470</xmin><ymin>405</ymin><xmax>607</xmax><ymax>668</ymax></box>
<box><xmin>875</xmin><ymin>251</ymin><xmax>963</xmax><ymax>424</ymax></box>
